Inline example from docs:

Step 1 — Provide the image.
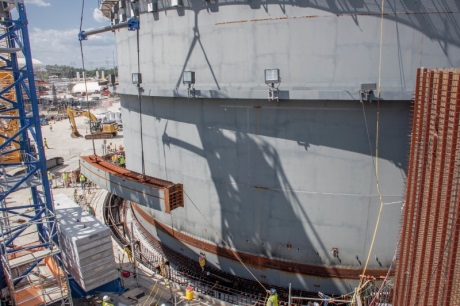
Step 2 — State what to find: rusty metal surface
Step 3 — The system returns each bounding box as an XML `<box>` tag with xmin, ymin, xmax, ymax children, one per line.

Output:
<box><xmin>394</xmin><ymin>68</ymin><xmax>460</xmax><ymax>306</ymax></box>
<box><xmin>83</xmin><ymin>155</ymin><xmax>175</xmax><ymax>188</ymax></box>
<box><xmin>81</xmin><ymin>155</ymin><xmax>184</xmax><ymax>213</ymax></box>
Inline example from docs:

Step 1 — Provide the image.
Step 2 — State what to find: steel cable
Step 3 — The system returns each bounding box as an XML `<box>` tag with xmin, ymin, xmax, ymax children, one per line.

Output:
<box><xmin>353</xmin><ymin>0</ymin><xmax>388</xmax><ymax>303</ymax></box>
<box><xmin>79</xmin><ymin>0</ymin><xmax>97</xmax><ymax>157</ymax></box>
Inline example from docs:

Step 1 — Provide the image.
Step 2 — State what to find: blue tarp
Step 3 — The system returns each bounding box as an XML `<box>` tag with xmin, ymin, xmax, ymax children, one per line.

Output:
<box><xmin>68</xmin><ymin>276</ymin><xmax>125</xmax><ymax>299</ymax></box>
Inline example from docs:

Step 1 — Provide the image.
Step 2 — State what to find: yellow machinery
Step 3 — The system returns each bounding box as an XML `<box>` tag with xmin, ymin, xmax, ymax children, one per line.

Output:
<box><xmin>0</xmin><ymin>47</ymin><xmax>21</xmax><ymax>163</ymax></box>
<box><xmin>66</xmin><ymin>107</ymin><xmax>118</xmax><ymax>139</ymax></box>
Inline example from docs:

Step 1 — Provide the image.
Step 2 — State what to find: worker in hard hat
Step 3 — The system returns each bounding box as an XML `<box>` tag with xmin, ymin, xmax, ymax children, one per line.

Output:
<box><xmin>102</xmin><ymin>295</ymin><xmax>114</xmax><ymax>306</ymax></box>
<box><xmin>124</xmin><ymin>244</ymin><xmax>133</xmax><ymax>263</ymax></box>
<box><xmin>198</xmin><ymin>253</ymin><xmax>206</xmax><ymax>271</ymax></box>
<box><xmin>266</xmin><ymin>288</ymin><xmax>278</xmax><ymax>306</ymax></box>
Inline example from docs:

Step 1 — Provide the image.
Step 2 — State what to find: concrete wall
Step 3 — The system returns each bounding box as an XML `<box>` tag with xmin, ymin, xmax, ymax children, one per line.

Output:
<box><xmin>108</xmin><ymin>0</ymin><xmax>460</xmax><ymax>293</ymax></box>
<box><xmin>121</xmin><ymin>96</ymin><xmax>409</xmax><ymax>291</ymax></box>
<box><xmin>115</xmin><ymin>0</ymin><xmax>460</xmax><ymax>100</ymax></box>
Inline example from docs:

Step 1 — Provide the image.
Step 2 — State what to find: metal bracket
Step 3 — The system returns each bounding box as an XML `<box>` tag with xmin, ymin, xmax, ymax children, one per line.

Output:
<box><xmin>127</xmin><ymin>17</ymin><xmax>140</xmax><ymax>31</ymax></box>
<box><xmin>187</xmin><ymin>84</ymin><xmax>195</xmax><ymax>99</ymax></box>
<box><xmin>360</xmin><ymin>83</ymin><xmax>376</xmax><ymax>102</ymax></box>
<box><xmin>78</xmin><ymin>31</ymin><xmax>87</xmax><ymax>41</ymax></box>
<box><xmin>268</xmin><ymin>86</ymin><xmax>279</xmax><ymax>102</ymax></box>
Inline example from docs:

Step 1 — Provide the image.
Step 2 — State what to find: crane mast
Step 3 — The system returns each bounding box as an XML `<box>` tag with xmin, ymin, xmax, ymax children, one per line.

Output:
<box><xmin>0</xmin><ymin>1</ymin><xmax>72</xmax><ymax>304</ymax></box>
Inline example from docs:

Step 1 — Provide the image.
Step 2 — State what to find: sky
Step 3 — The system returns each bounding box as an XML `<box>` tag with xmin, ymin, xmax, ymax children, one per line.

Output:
<box><xmin>22</xmin><ymin>0</ymin><xmax>116</xmax><ymax>70</ymax></box>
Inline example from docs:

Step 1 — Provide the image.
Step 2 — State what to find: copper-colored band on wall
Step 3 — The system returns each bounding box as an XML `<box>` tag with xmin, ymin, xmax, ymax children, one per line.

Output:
<box><xmin>132</xmin><ymin>203</ymin><xmax>388</xmax><ymax>280</ymax></box>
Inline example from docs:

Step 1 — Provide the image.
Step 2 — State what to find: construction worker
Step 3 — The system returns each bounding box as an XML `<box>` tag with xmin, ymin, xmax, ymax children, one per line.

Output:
<box><xmin>47</xmin><ymin>172</ymin><xmax>55</xmax><ymax>188</ymax></box>
<box><xmin>79</xmin><ymin>173</ymin><xmax>86</xmax><ymax>190</ymax></box>
<box><xmin>44</xmin><ymin>138</ymin><xmax>49</xmax><ymax>149</ymax></box>
<box><xmin>123</xmin><ymin>245</ymin><xmax>133</xmax><ymax>263</ymax></box>
<box><xmin>198</xmin><ymin>253</ymin><xmax>206</xmax><ymax>271</ymax></box>
<box><xmin>61</xmin><ymin>172</ymin><xmax>69</xmax><ymax>188</ymax></box>
<box><xmin>102</xmin><ymin>295</ymin><xmax>114</xmax><ymax>306</ymax></box>
<box><xmin>111</xmin><ymin>153</ymin><xmax>118</xmax><ymax>164</ymax></box>
<box><xmin>69</xmin><ymin>172</ymin><xmax>77</xmax><ymax>187</ymax></box>
<box><xmin>266</xmin><ymin>288</ymin><xmax>278</xmax><ymax>306</ymax></box>
<box><xmin>118</xmin><ymin>154</ymin><xmax>125</xmax><ymax>168</ymax></box>
<box><xmin>86</xmin><ymin>205</ymin><xmax>95</xmax><ymax>216</ymax></box>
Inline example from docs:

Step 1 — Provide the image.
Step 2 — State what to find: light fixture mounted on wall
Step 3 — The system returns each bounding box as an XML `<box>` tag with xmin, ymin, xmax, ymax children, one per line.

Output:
<box><xmin>265</xmin><ymin>68</ymin><xmax>280</xmax><ymax>102</ymax></box>
<box><xmin>171</xmin><ymin>0</ymin><xmax>183</xmax><ymax>7</ymax></box>
<box><xmin>147</xmin><ymin>0</ymin><xmax>158</xmax><ymax>12</ymax></box>
<box><xmin>129</xmin><ymin>0</ymin><xmax>139</xmax><ymax>17</ymax></box>
<box><xmin>132</xmin><ymin>73</ymin><xmax>142</xmax><ymax>86</ymax></box>
<box><xmin>183</xmin><ymin>71</ymin><xmax>195</xmax><ymax>98</ymax></box>
<box><xmin>360</xmin><ymin>83</ymin><xmax>376</xmax><ymax>102</ymax></box>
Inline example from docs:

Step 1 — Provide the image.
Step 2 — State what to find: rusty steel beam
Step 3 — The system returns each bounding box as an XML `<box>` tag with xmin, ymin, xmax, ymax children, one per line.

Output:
<box><xmin>443</xmin><ymin>74</ymin><xmax>460</xmax><ymax>306</ymax></box>
<box><xmin>395</xmin><ymin>68</ymin><xmax>421</xmax><ymax>306</ymax></box>
<box><xmin>415</xmin><ymin>69</ymin><xmax>435</xmax><ymax>300</ymax></box>
<box><xmin>412</xmin><ymin>69</ymin><xmax>435</xmax><ymax>300</ymax></box>
<box><xmin>421</xmin><ymin>70</ymin><xmax>443</xmax><ymax>304</ymax></box>
<box><xmin>431</xmin><ymin>71</ymin><xmax>454</xmax><ymax>305</ymax></box>
<box><xmin>402</xmin><ymin>68</ymin><xmax>428</xmax><ymax>306</ymax></box>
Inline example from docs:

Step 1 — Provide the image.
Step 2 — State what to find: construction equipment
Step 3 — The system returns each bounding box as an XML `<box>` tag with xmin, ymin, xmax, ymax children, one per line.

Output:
<box><xmin>0</xmin><ymin>104</ymin><xmax>21</xmax><ymax>164</ymax></box>
<box><xmin>66</xmin><ymin>107</ymin><xmax>118</xmax><ymax>139</ymax></box>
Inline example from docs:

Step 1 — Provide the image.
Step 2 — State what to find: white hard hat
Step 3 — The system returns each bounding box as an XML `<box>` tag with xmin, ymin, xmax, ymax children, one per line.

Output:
<box><xmin>103</xmin><ymin>295</ymin><xmax>110</xmax><ymax>301</ymax></box>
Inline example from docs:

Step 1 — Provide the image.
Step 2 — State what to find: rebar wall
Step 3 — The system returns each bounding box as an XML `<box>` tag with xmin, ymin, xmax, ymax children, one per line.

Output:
<box><xmin>394</xmin><ymin>68</ymin><xmax>460</xmax><ymax>305</ymax></box>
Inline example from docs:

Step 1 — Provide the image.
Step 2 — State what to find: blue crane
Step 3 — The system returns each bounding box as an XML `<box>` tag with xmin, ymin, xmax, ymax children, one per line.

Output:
<box><xmin>0</xmin><ymin>1</ymin><xmax>71</xmax><ymax>304</ymax></box>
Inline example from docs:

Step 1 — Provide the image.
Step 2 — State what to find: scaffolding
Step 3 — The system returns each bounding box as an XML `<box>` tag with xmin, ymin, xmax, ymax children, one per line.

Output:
<box><xmin>0</xmin><ymin>1</ymin><xmax>72</xmax><ymax>305</ymax></box>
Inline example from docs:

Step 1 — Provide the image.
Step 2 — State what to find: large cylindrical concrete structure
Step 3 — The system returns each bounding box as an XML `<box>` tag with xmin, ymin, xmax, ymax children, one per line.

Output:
<box><xmin>99</xmin><ymin>0</ymin><xmax>460</xmax><ymax>294</ymax></box>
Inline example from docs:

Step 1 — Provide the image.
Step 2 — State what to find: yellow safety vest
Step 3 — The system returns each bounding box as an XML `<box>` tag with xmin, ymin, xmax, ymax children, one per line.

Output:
<box><xmin>267</xmin><ymin>294</ymin><xmax>278</xmax><ymax>306</ymax></box>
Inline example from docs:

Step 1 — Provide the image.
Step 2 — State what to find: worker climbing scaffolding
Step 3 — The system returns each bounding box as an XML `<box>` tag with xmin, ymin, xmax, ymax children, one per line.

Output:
<box><xmin>123</xmin><ymin>245</ymin><xmax>133</xmax><ymax>264</ymax></box>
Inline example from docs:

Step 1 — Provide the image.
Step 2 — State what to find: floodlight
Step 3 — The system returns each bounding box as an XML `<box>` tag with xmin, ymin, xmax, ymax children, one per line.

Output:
<box><xmin>265</xmin><ymin>69</ymin><xmax>280</xmax><ymax>84</ymax></box>
<box><xmin>183</xmin><ymin>71</ymin><xmax>195</xmax><ymax>85</ymax></box>
<box><xmin>132</xmin><ymin>73</ymin><xmax>142</xmax><ymax>85</ymax></box>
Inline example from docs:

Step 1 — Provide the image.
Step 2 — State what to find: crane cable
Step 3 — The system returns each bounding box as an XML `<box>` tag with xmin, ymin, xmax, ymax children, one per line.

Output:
<box><xmin>135</xmin><ymin>22</ymin><xmax>146</xmax><ymax>179</ymax></box>
<box><xmin>183</xmin><ymin>190</ymin><xmax>268</xmax><ymax>293</ymax></box>
<box><xmin>79</xmin><ymin>0</ymin><xmax>97</xmax><ymax>157</ymax></box>
<box><xmin>353</xmin><ymin>0</ymin><xmax>386</xmax><ymax>303</ymax></box>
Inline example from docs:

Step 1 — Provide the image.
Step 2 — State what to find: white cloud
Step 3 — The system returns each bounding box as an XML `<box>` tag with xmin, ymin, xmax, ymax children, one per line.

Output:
<box><xmin>93</xmin><ymin>8</ymin><xmax>109</xmax><ymax>23</ymax></box>
<box><xmin>29</xmin><ymin>27</ymin><xmax>115</xmax><ymax>69</ymax></box>
<box><xmin>24</xmin><ymin>0</ymin><xmax>51</xmax><ymax>7</ymax></box>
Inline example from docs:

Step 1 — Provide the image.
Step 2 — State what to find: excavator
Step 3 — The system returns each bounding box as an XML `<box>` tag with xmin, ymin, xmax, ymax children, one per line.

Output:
<box><xmin>66</xmin><ymin>107</ymin><xmax>118</xmax><ymax>139</ymax></box>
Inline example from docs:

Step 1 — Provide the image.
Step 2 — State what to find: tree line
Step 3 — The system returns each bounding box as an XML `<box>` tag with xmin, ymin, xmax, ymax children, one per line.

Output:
<box><xmin>38</xmin><ymin>65</ymin><xmax>118</xmax><ymax>80</ymax></box>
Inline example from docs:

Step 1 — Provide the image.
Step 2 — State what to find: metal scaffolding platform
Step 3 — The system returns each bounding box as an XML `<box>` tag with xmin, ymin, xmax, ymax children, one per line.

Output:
<box><xmin>0</xmin><ymin>1</ymin><xmax>72</xmax><ymax>305</ymax></box>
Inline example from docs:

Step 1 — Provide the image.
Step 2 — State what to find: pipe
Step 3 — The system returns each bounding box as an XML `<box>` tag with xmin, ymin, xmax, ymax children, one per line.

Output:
<box><xmin>79</xmin><ymin>17</ymin><xmax>139</xmax><ymax>41</ymax></box>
